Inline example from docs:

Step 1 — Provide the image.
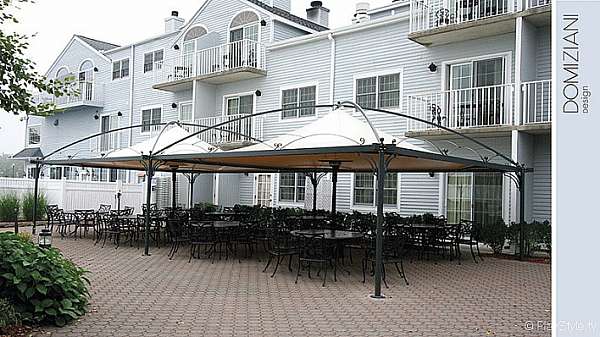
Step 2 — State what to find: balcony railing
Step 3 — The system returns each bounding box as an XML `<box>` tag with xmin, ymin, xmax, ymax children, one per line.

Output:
<box><xmin>526</xmin><ymin>0</ymin><xmax>551</xmax><ymax>10</ymax></box>
<box><xmin>89</xmin><ymin>130</ymin><xmax>122</xmax><ymax>155</ymax></box>
<box><xmin>407</xmin><ymin>83</ymin><xmax>515</xmax><ymax>131</ymax></box>
<box><xmin>35</xmin><ymin>82</ymin><xmax>104</xmax><ymax>109</ymax></box>
<box><xmin>182</xmin><ymin>114</ymin><xmax>264</xmax><ymax>146</ymax></box>
<box><xmin>409</xmin><ymin>0</ymin><xmax>518</xmax><ymax>33</ymax></box>
<box><xmin>154</xmin><ymin>40</ymin><xmax>266</xmax><ymax>86</ymax></box>
<box><xmin>522</xmin><ymin>80</ymin><xmax>551</xmax><ymax>124</ymax></box>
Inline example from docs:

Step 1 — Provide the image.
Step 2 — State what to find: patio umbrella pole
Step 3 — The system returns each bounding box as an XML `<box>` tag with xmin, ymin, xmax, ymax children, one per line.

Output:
<box><xmin>144</xmin><ymin>157</ymin><xmax>154</xmax><ymax>256</ymax></box>
<box><xmin>32</xmin><ymin>162</ymin><xmax>41</xmax><ymax>235</ymax></box>
<box><xmin>372</xmin><ymin>143</ymin><xmax>386</xmax><ymax>299</ymax></box>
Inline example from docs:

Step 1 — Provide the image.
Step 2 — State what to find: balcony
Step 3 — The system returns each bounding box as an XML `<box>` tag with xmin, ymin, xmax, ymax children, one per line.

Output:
<box><xmin>35</xmin><ymin>82</ymin><xmax>104</xmax><ymax>110</ymax></box>
<box><xmin>409</xmin><ymin>0</ymin><xmax>519</xmax><ymax>45</ymax></box>
<box><xmin>182</xmin><ymin>114</ymin><xmax>265</xmax><ymax>149</ymax></box>
<box><xmin>153</xmin><ymin>40</ymin><xmax>267</xmax><ymax>92</ymax></box>
<box><xmin>521</xmin><ymin>80</ymin><xmax>551</xmax><ymax>128</ymax></box>
<box><xmin>407</xmin><ymin>83</ymin><xmax>516</xmax><ymax>134</ymax></box>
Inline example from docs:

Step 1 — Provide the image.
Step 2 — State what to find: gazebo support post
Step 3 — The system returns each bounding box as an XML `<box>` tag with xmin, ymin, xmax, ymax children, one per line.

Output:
<box><xmin>308</xmin><ymin>173</ymin><xmax>319</xmax><ymax>212</ymax></box>
<box><xmin>171</xmin><ymin>170</ymin><xmax>177</xmax><ymax>213</ymax></box>
<box><xmin>372</xmin><ymin>143</ymin><xmax>386</xmax><ymax>299</ymax></box>
<box><xmin>518</xmin><ymin>170</ymin><xmax>525</xmax><ymax>261</ymax></box>
<box><xmin>330</xmin><ymin>162</ymin><xmax>341</xmax><ymax>214</ymax></box>
<box><xmin>144</xmin><ymin>157</ymin><xmax>154</xmax><ymax>256</ymax></box>
<box><xmin>32</xmin><ymin>162</ymin><xmax>41</xmax><ymax>235</ymax></box>
<box><xmin>186</xmin><ymin>173</ymin><xmax>199</xmax><ymax>209</ymax></box>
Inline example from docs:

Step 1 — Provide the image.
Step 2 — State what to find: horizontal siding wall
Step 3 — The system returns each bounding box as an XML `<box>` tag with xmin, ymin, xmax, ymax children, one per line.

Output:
<box><xmin>532</xmin><ymin>134</ymin><xmax>551</xmax><ymax>221</ymax></box>
<box><xmin>273</xmin><ymin>21</ymin><xmax>309</xmax><ymax>41</ymax></box>
<box><xmin>536</xmin><ymin>25</ymin><xmax>551</xmax><ymax>80</ymax></box>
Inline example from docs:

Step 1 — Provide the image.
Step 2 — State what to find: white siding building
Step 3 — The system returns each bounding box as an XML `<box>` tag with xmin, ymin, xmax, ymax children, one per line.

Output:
<box><xmin>16</xmin><ymin>0</ymin><xmax>552</xmax><ymax>224</ymax></box>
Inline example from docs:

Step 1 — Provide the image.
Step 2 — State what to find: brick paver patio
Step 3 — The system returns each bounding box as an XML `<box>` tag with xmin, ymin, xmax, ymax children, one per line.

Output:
<box><xmin>24</xmin><ymin>233</ymin><xmax>551</xmax><ymax>337</ymax></box>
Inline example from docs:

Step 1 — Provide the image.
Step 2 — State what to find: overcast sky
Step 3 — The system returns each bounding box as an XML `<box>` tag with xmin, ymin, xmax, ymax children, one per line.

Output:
<box><xmin>0</xmin><ymin>0</ymin><xmax>392</xmax><ymax>155</ymax></box>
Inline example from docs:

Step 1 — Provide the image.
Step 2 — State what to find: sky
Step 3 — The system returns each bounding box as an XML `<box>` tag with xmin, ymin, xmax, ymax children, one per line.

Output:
<box><xmin>0</xmin><ymin>0</ymin><xmax>393</xmax><ymax>155</ymax></box>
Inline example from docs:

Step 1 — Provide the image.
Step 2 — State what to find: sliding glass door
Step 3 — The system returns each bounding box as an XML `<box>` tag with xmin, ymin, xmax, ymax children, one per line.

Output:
<box><xmin>447</xmin><ymin>173</ymin><xmax>503</xmax><ymax>225</ymax></box>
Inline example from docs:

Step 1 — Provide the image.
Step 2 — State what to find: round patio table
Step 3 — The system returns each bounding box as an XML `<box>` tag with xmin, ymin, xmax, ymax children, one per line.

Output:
<box><xmin>290</xmin><ymin>229</ymin><xmax>364</xmax><ymax>240</ymax></box>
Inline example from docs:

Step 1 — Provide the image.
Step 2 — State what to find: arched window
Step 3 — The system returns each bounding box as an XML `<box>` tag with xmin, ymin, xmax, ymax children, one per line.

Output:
<box><xmin>56</xmin><ymin>67</ymin><xmax>69</xmax><ymax>80</ymax></box>
<box><xmin>78</xmin><ymin>60</ymin><xmax>95</xmax><ymax>100</ymax></box>
<box><xmin>229</xmin><ymin>11</ymin><xmax>259</xmax><ymax>42</ymax></box>
<box><xmin>183</xmin><ymin>26</ymin><xmax>207</xmax><ymax>42</ymax></box>
<box><xmin>80</xmin><ymin>60</ymin><xmax>94</xmax><ymax>72</ymax></box>
<box><xmin>182</xmin><ymin>25</ymin><xmax>208</xmax><ymax>55</ymax></box>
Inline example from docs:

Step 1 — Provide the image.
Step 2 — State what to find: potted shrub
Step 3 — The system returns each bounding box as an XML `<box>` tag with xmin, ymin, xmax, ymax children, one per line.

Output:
<box><xmin>480</xmin><ymin>218</ymin><xmax>507</xmax><ymax>255</ymax></box>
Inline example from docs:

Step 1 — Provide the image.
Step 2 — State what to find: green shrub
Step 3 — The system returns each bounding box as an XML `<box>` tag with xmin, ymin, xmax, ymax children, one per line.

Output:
<box><xmin>0</xmin><ymin>298</ymin><xmax>20</xmax><ymax>329</ymax></box>
<box><xmin>21</xmin><ymin>192</ymin><xmax>47</xmax><ymax>221</ymax></box>
<box><xmin>193</xmin><ymin>202</ymin><xmax>217</xmax><ymax>213</ymax></box>
<box><xmin>507</xmin><ymin>221</ymin><xmax>551</xmax><ymax>257</ymax></box>
<box><xmin>0</xmin><ymin>194</ymin><xmax>20</xmax><ymax>222</ymax></box>
<box><xmin>0</xmin><ymin>232</ymin><xmax>89</xmax><ymax>327</ymax></box>
<box><xmin>480</xmin><ymin>218</ymin><xmax>507</xmax><ymax>255</ymax></box>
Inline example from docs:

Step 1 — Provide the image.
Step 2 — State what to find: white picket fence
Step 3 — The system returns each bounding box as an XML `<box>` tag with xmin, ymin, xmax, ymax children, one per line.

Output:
<box><xmin>0</xmin><ymin>178</ymin><xmax>144</xmax><ymax>213</ymax></box>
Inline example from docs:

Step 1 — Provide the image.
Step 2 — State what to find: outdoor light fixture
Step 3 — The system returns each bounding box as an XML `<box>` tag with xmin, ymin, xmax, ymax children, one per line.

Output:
<box><xmin>53</xmin><ymin>119</ymin><xmax>59</xmax><ymax>126</ymax></box>
<box><xmin>255</xmin><ymin>90</ymin><xmax>262</xmax><ymax>97</ymax></box>
<box><xmin>260</xmin><ymin>19</ymin><xmax>267</xmax><ymax>26</ymax></box>
<box><xmin>429</xmin><ymin>172</ymin><xmax>435</xmax><ymax>178</ymax></box>
<box><xmin>172</xmin><ymin>103</ymin><xmax>178</xmax><ymax>109</ymax></box>
<box><xmin>117</xmin><ymin>111</ymin><xmax>123</xmax><ymax>117</ymax></box>
<box><xmin>174</xmin><ymin>44</ymin><xmax>180</xmax><ymax>50</ymax></box>
<box><xmin>94</xmin><ymin>114</ymin><xmax>99</xmax><ymax>120</ymax></box>
<box><xmin>428</xmin><ymin>63</ymin><xmax>438</xmax><ymax>72</ymax></box>
<box><xmin>93</xmin><ymin>67</ymin><xmax>99</xmax><ymax>72</ymax></box>
<box><xmin>38</xmin><ymin>228</ymin><xmax>52</xmax><ymax>248</ymax></box>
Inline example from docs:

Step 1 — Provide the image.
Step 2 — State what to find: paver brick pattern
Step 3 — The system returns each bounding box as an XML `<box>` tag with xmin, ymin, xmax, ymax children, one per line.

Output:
<box><xmin>38</xmin><ymin>237</ymin><xmax>550</xmax><ymax>337</ymax></box>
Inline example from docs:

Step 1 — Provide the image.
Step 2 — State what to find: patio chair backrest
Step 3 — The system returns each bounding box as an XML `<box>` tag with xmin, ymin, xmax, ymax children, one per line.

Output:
<box><xmin>98</xmin><ymin>204</ymin><xmax>111</xmax><ymax>213</ymax></box>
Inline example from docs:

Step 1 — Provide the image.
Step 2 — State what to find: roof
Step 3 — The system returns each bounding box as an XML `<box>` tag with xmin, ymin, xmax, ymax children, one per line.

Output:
<box><xmin>13</xmin><ymin>147</ymin><xmax>43</xmax><ymax>159</ymax></box>
<box><xmin>245</xmin><ymin>0</ymin><xmax>329</xmax><ymax>32</ymax></box>
<box><xmin>75</xmin><ymin>35</ymin><xmax>120</xmax><ymax>52</ymax></box>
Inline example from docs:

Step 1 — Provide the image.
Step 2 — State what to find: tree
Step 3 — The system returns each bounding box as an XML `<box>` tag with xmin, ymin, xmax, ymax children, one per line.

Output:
<box><xmin>0</xmin><ymin>0</ymin><xmax>72</xmax><ymax>116</ymax></box>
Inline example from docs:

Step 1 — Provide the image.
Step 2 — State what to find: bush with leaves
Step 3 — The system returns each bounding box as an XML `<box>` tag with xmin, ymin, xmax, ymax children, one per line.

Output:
<box><xmin>0</xmin><ymin>232</ymin><xmax>90</xmax><ymax>326</ymax></box>
<box><xmin>480</xmin><ymin>218</ymin><xmax>507</xmax><ymax>255</ymax></box>
<box><xmin>0</xmin><ymin>297</ymin><xmax>20</xmax><ymax>329</ymax></box>
<box><xmin>21</xmin><ymin>192</ymin><xmax>47</xmax><ymax>221</ymax></box>
<box><xmin>507</xmin><ymin>221</ymin><xmax>551</xmax><ymax>257</ymax></box>
<box><xmin>0</xmin><ymin>194</ymin><xmax>20</xmax><ymax>222</ymax></box>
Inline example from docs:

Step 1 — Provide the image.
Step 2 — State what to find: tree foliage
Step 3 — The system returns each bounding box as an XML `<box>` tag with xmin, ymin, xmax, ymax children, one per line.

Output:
<box><xmin>0</xmin><ymin>0</ymin><xmax>72</xmax><ymax>116</ymax></box>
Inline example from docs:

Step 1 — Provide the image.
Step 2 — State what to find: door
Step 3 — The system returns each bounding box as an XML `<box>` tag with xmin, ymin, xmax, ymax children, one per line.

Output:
<box><xmin>181</xmin><ymin>41</ymin><xmax>195</xmax><ymax>78</ymax></box>
<box><xmin>78</xmin><ymin>70</ymin><xmax>93</xmax><ymax>101</ymax></box>
<box><xmin>447</xmin><ymin>172</ymin><xmax>503</xmax><ymax>225</ymax></box>
<box><xmin>225</xmin><ymin>95</ymin><xmax>254</xmax><ymax>142</ymax></box>
<box><xmin>100</xmin><ymin>115</ymin><xmax>118</xmax><ymax>152</ymax></box>
<box><xmin>229</xmin><ymin>24</ymin><xmax>258</xmax><ymax>68</ymax></box>
<box><xmin>255</xmin><ymin>174</ymin><xmax>272</xmax><ymax>207</ymax></box>
<box><xmin>448</xmin><ymin>57</ymin><xmax>505</xmax><ymax>127</ymax></box>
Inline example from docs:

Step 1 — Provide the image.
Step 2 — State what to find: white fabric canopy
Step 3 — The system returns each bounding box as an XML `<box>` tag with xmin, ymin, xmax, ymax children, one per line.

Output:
<box><xmin>233</xmin><ymin>108</ymin><xmax>431</xmax><ymax>153</ymax></box>
<box><xmin>107</xmin><ymin>126</ymin><xmax>217</xmax><ymax>158</ymax></box>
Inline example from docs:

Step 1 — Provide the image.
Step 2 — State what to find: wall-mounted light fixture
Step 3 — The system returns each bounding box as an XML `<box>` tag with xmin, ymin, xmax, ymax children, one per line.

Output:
<box><xmin>94</xmin><ymin>114</ymin><xmax>99</xmax><ymax>120</ymax></box>
<box><xmin>429</xmin><ymin>172</ymin><xmax>435</xmax><ymax>178</ymax></box>
<box><xmin>255</xmin><ymin>90</ymin><xmax>262</xmax><ymax>97</ymax></box>
<box><xmin>171</xmin><ymin>103</ymin><xmax>178</xmax><ymax>109</ymax></box>
<box><xmin>174</xmin><ymin>44</ymin><xmax>180</xmax><ymax>50</ymax></box>
<box><xmin>260</xmin><ymin>19</ymin><xmax>267</xmax><ymax>26</ymax></box>
<box><xmin>117</xmin><ymin>111</ymin><xmax>123</xmax><ymax>117</ymax></box>
<box><xmin>428</xmin><ymin>63</ymin><xmax>438</xmax><ymax>72</ymax></box>
<box><xmin>53</xmin><ymin>119</ymin><xmax>59</xmax><ymax>126</ymax></box>
<box><xmin>93</xmin><ymin>67</ymin><xmax>99</xmax><ymax>72</ymax></box>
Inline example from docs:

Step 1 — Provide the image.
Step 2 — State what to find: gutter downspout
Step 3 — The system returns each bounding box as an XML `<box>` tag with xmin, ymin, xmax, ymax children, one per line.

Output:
<box><xmin>328</xmin><ymin>33</ymin><xmax>336</xmax><ymax>104</ymax></box>
<box><xmin>128</xmin><ymin>45</ymin><xmax>135</xmax><ymax>183</ymax></box>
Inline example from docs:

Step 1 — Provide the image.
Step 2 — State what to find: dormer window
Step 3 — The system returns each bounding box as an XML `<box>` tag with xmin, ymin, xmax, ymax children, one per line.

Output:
<box><xmin>229</xmin><ymin>11</ymin><xmax>259</xmax><ymax>43</ymax></box>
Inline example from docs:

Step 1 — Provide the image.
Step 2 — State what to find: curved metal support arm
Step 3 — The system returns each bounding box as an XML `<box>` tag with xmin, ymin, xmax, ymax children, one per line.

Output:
<box><xmin>335</xmin><ymin>101</ymin><xmax>381</xmax><ymax>142</ymax></box>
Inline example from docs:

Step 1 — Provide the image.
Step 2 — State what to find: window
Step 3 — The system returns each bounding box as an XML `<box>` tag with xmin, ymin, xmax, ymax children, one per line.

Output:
<box><xmin>281</xmin><ymin>86</ymin><xmax>316</xmax><ymax>119</ymax></box>
<box><xmin>56</xmin><ymin>67</ymin><xmax>70</xmax><ymax>81</ymax></box>
<box><xmin>353</xmin><ymin>173</ymin><xmax>398</xmax><ymax>207</ymax></box>
<box><xmin>226</xmin><ymin>95</ymin><xmax>254</xmax><ymax>115</ymax></box>
<box><xmin>356</xmin><ymin>73</ymin><xmax>401</xmax><ymax>110</ymax></box>
<box><xmin>144</xmin><ymin>50</ymin><xmax>164</xmax><ymax>73</ymax></box>
<box><xmin>63</xmin><ymin>167</ymin><xmax>77</xmax><ymax>181</ymax></box>
<box><xmin>141</xmin><ymin>107</ymin><xmax>162</xmax><ymax>133</ymax></box>
<box><xmin>279</xmin><ymin>173</ymin><xmax>306</xmax><ymax>203</ymax></box>
<box><xmin>49</xmin><ymin>167</ymin><xmax>63</xmax><ymax>180</ymax></box>
<box><xmin>100</xmin><ymin>115</ymin><xmax>119</xmax><ymax>152</ymax></box>
<box><xmin>179</xmin><ymin>102</ymin><xmax>193</xmax><ymax>121</ymax></box>
<box><xmin>27</xmin><ymin>126</ymin><xmax>41</xmax><ymax>146</ymax></box>
<box><xmin>27</xmin><ymin>167</ymin><xmax>39</xmax><ymax>179</ymax></box>
<box><xmin>112</xmin><ymin>59</ymin><xmax>130</xmax><ymax>80</ymax></box>
<box><xmin>229</xmin><ymin>11</ymin><xmax>260</xmax><ymax>42</ymax></box>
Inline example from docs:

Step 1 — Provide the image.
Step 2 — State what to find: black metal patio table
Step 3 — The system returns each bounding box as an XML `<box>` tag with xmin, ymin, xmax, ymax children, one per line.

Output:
<box><xmin>290</xmin><ymin>229</ymin><xmax>364</xmax><ymax>240</ymax></box>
